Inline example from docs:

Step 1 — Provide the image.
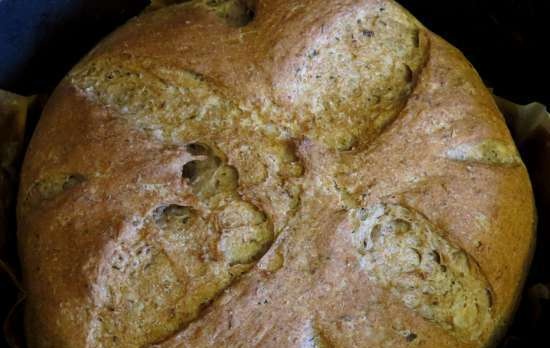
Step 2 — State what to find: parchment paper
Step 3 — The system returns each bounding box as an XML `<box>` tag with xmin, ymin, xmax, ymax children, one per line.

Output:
<box><xmin>0</xmin><ymin>89</ymin><xmax>33</xmax><ymax>348</ymax></box>
<box><xmin>493</xmin><ymin>97</ymin><xmax>550</xmax><ymax>348</ymax></box>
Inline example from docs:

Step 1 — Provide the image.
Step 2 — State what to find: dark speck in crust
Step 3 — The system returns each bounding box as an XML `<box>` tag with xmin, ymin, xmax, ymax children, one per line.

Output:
<box><xmin>406</xmin><ymin>332</ymin><xmax>417</xmax><ymax>342</ymax></box>
<box><xmin>362</xmin><ymin>29</ymin><xmax>374</xmax><ymax>37</ymax></box>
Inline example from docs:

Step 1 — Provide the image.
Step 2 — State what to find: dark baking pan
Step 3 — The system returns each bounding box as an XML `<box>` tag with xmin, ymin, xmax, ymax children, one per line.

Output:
<box><xmin>0</xmin><ymin>0</ymin><xmax>148</xmax><ymax>93</ymax></box>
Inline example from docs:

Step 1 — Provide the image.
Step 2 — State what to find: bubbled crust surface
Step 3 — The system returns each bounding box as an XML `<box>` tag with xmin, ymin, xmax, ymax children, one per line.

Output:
<box><xmin>17</xmin><ymin>0</ymin><xmax>535</xmax><ymax>347</ymax></box>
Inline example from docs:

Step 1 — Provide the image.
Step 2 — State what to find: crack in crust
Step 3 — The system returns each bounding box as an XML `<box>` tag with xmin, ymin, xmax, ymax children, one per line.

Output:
<box><xmin>149</xmin><ymin>1</ymin><xmax>256</xmax><ymax>27</ymax></box>
<box><xmin>22</xmin><ymin>173</ymin><xmax>86</xmax><ymax>213</ymax></box>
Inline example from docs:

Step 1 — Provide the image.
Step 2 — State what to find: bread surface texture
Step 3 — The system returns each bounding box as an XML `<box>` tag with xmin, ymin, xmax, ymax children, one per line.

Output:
<box><xmin>17</xmin><ymin>0</ymin><xmax>535</xmax><ymax>347</ymax></box>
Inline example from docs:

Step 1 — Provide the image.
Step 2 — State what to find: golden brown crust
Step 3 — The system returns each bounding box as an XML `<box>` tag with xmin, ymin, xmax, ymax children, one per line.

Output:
<box><xmin>17</xmin><ymin>1</ymin><xmax>535</xmax><ymax>347</ymax></box>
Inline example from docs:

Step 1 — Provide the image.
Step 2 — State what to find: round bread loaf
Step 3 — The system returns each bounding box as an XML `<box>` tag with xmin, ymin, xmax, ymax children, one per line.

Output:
<box><xmin>17</xmin><ymin>0</ymin><xmax>535</xmax><ymax>347</ymax></box>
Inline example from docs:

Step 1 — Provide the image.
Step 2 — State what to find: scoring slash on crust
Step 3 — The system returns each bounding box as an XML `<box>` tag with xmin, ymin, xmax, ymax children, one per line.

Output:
<box><xmin>446</xmin><ymin>139</ymin><xmax>521</xmax><ymax>166</ymax></box>
<box><xmin>88</xmin><ymin>142</ymin><xmax>274</xmax><ymax>347</ymax></box>
<box><xmin>349</xmin><ymin>203</ymin><xmax>493</xmax><ymax>341</ymax></box>
<box><xmin>70</xmin><ymin>57</ymin><xmax>234</xmax><ymax>142</ymax></box>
